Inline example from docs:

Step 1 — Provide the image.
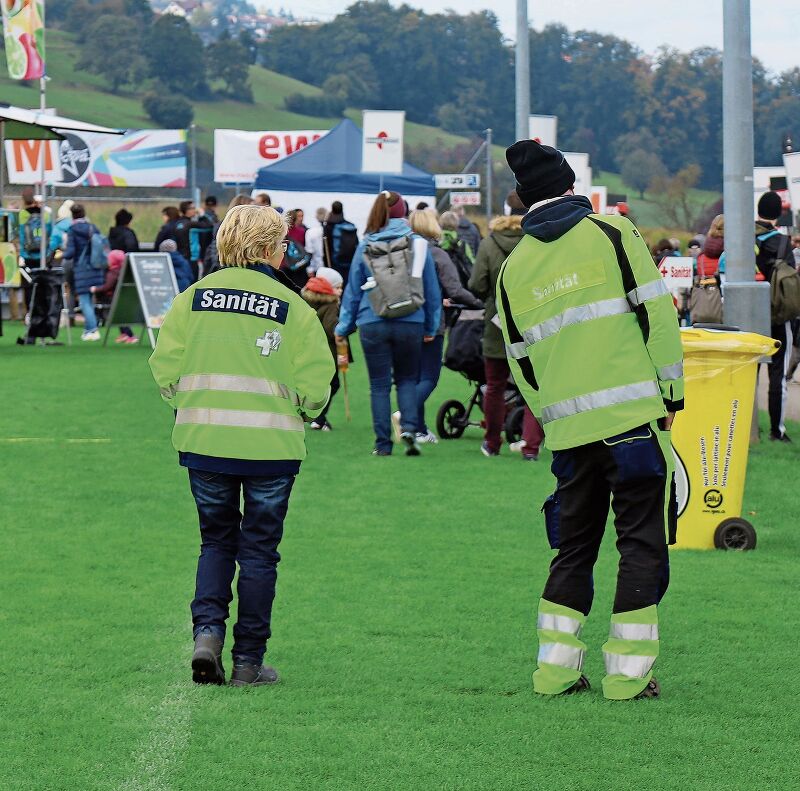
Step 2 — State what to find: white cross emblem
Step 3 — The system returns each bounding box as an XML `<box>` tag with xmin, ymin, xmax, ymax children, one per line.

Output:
<box><xmin>255</xmin><ymin>329</ymin><xmax>282</xmax><ymax>357</ymax></box>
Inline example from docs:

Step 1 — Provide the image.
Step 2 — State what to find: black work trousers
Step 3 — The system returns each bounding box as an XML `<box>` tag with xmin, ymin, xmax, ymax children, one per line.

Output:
<box><xmin>766</xmin><ymin>321</ymin><xmax>793</xmax><ymax>438</ymax></box>
<box><xmin>542</xmin><ymin>423</ymin><xmax>676</xmax><ymax>617</ymax></box>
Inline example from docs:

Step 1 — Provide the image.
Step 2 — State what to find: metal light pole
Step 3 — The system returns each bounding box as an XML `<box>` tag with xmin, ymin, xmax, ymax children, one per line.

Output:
<box><xmin>515</xmin><ymin>0</ymin><xmax>530</xmax><ymax>142</ymax></box>
<box><xmin>722</xmin><ymin>0</ymin><xmax>770</xmax><ymax>335</ymax></box>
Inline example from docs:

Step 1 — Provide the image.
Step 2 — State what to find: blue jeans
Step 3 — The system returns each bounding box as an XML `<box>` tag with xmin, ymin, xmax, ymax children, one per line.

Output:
<box><xmin>416</xmin><ymin>334</ymin><xmax>444</xmax><ymax>434</ymax></box>
<box><xmin>359</xmin><ymin>321</ymin><xmax>424</xmax><ymax>452</ymax></box>
<box><xmin>78</xmin><ymin>292</ymin><xmax>98</xmax><ymax>333</ymax></box>
<box><xmin>188</xmin><ymin>469</ymin><xmax>295</xmax><ymax>664</ymax></box>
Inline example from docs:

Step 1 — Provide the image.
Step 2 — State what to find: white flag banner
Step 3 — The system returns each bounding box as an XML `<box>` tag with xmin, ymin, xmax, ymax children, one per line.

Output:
<box><xmin>782</xmin><ymin>153</ymin><xmax>800</xmax><ymax>217</ymax></box>
<box><xmin>214</xmin><ymin>129</ymin><xmax>327</xmax><ymax>183</ymax></box>
<box><xmin>528</xmin><ymin>115</ymin><xmax>558</xmax><ymax>148</ymax></box>
<box><xmin>564</xmin><ymin>152</ymin><xmax>592</xmax><ymax>197</ymax></box>
<box><xmin>3</xmin><ymin>139</ymin><xmax>62</xmax><ymax>183</ymax></box>
<box><xmin>362</xmin><ymin>110</ymin><xmax>405</xmax><ymax>174</ymax></box>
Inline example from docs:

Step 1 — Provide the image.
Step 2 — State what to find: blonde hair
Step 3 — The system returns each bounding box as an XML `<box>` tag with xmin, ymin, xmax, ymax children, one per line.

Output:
<box><xmin>409</xmin><ymin>208</ymin><xmax>441</xmax><ymax>241</ymax></box>
<box><xmin>708</xmin><ymin>214</ymin><xmax>724</xmax><ymax>238</ymax></box>
<box><xmin>439</xmin><ymin>211</ymin><xmax>459</xmax><ymax>231</ymax></box>
<box><xmin>216</xmin><ymin>205</ymin><xmax>287</xmax><ymax>267</ymax></box>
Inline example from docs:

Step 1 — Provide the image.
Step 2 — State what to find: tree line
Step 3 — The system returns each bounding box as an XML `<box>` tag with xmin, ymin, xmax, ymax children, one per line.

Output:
<box><xmin>262</xmin><ymin>0</ymin><xmax>800</xmax><ymax>190</ymax></box>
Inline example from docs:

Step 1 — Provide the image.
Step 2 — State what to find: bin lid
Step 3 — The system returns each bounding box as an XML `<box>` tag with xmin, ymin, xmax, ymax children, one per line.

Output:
<box><xmin>680</xmin><ymin>327</ymin><xmax>780</xmax><ymax>357</ymax></box>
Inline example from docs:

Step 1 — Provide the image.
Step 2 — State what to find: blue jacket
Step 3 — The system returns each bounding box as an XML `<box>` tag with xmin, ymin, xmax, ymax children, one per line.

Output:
<box><xmin>66</xmin><ymin>220</ymin><xmax>104</xmax><ymax>296</ymax></box>
<box><xmin>49</xmin><ymin>217</ymin><xmax>72</xmax><ymax>253</ymax></box>
<box><xmin>169</xmin><ymin>250</ymin><xmax>193</xmax><ymax>293</ymax></box>
<box><xmin>335</xmin><ymin>219</ymin><xmax>441</xmax><ymax>337</ymax></box>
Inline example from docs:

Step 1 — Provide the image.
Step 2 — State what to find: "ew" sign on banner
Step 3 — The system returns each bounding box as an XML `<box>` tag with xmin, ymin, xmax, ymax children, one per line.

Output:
<box><xmin>214</xmin><ymin>129</ymin><xmax>327</xmax><ymax>183</ymax></box>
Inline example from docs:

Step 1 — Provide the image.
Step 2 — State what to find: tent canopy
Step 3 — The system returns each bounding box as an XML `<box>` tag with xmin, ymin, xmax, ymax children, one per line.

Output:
<box><xmin>0</xmin><ymin>103</ymin><xmax>123</xmax><ymax>140</ymax></box>
<box><xmin>254</xmin><ymin>118</ymin><xmax>434</xmax><ymax>195</ymax></box>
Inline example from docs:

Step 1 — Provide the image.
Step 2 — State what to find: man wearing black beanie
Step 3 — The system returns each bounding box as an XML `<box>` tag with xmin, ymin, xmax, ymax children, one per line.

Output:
<box><xmin>496</xmin><ymin>139</ymin><xmax>684</xmax><ymax>701</ymax></box>
<box><xmin>756</xmin><ymin>190</ymin><xmax>796</xmax><ymax>441</ymax></box>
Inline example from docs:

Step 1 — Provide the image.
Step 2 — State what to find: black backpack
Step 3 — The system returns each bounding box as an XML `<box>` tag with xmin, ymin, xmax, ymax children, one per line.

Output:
<box><xmin>446</xmin><ymin>239</ymin><xmax>474</xmax><ymax>288</ymax></box>
<box><xmin>332</xmin><ymin>221</ymin><xmax>358</xmax><ymax>267</ymax></box>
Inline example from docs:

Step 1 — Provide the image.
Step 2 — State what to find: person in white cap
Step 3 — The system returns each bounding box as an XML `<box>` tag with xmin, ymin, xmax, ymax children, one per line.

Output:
<box><xmin>301</xmin><ymin>266</ymin><xmax>345</xmax><ymax>430</ymax></box>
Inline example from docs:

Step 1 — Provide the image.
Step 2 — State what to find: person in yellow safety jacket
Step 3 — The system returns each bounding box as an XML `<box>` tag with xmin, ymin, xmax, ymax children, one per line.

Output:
<box><xmin>497</xmin><ymin>141</ymin><xmax>684</xmax><ymax>701</ymax></box>
<box><xmin>149</xmin><ymin>205</ymin><xmax>334</xmax><ymax>688</ymax></box>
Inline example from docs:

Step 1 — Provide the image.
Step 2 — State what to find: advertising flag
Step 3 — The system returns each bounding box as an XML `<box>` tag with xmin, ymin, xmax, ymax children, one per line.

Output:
<box><xmin>1</xmin><ymin>0</ymin><xmax>45</xmax><ymax>80</ymax></box>
<box><xmin>528</xmin><ymin>115</ymin><xmax>558</xmax><ymax>148</ymax></box>
<box><xmin>362</xmin><ymin>111</ymin><xmax>405</xmax><ymax>174</ymax></box>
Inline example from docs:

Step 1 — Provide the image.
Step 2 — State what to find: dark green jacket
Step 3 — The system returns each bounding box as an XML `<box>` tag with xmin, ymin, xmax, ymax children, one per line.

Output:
<box><xmin>468</xmin><ymin>216</ymin><xmax>524</xmax><ymax>358</ymax></box>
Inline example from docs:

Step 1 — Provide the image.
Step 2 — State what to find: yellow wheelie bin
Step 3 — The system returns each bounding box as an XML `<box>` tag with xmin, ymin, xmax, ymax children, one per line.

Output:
<box><xmin>671</xmin><ymin>327</ymin><xmax>780</xmax><ymax>550</ymax></box>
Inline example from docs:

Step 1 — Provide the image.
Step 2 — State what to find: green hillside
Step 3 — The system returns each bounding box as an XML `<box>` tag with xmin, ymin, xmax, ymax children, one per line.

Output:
<box><xmin>0</xmin><ymin>30</ymin><xmax>466</xmax><ymax>157</ymax></box>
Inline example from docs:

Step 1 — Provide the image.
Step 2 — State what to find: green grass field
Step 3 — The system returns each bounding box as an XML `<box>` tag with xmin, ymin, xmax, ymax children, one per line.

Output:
<box><xmin>1</xmin><ymin>323</ymin><xmax>798</xmax><ymax>790</ymax></box>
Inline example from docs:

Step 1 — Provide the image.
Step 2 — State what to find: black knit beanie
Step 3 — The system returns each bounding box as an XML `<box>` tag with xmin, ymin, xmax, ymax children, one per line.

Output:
<box><xmin>506</xmin><ymin>140</ymin><xmax>576</xmax><ymax>207</ymax></box>
<box><xmin>757</xmin><ymin>191</ymin><xmax>783</xmax><ymax>221</ymax></box>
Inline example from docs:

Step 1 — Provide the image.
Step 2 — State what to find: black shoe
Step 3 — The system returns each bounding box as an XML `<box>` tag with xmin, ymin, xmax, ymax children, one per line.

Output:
<box><xmin>400</xmin><ymin>431</ymin><xmax>421</xmax><ymax>456</ymax></box>
<box><xmin>633</xmin><ymin>678</ymin><xmax>660</xmax><ymax>699</ymax></box>
<box><xmin>372</xmin><ymin>448</ymin><xmax>391</xmax><ymax>456</ymax></box>
<box><xmin>191</xmin><ymin>630</ymin><xmax>225</xmax><ymax>685</ymax></box>
<box><xmin>561</xmin><ymin>674</ymin><xmax>591</xmax><ymax>695</ymax></box>
<box><xmin>770</xmin><ymin>432</ymin><xmax>792</xmax><ymax>443</ymax></box>
<box><xmin>229</xmin><ymin>661</ymin><xmax>280</xmax><ymax>687</ymax></box>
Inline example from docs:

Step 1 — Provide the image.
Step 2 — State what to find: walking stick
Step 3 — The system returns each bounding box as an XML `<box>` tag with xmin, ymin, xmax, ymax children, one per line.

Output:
<box><xmin>336</xmin><ymin>337</ymin><xmax>352</xmax><ymax>422</ymax></box>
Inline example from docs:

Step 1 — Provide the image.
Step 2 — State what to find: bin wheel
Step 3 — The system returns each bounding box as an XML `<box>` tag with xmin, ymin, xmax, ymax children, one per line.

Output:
<box><xmin>505</xmin><ymin>405</ymin><xmax>525</xmax><ymax>445</ymax></box>
<box><xmin>437</xmin><ymin>400</ymin><xmax>467</xmax><ymax>439</ymax></box>
<box><xmin>713</xmin><ymin>518</ymin><xmax>757</xmax><ymax>551</ymax></box>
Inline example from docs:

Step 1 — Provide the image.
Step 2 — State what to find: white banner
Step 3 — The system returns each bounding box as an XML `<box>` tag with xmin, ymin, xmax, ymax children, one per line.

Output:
<box><xmin>435</xmin><ymin>173</ymin><xmax>480</xmax><ymax>189</ymax></box>
<box><xmin>782</xmin><ymin>153</ymin><xmax>800</xmax><ymax>219</ymax></box>
<box><xmin>564</xmin><ymin>152</ymin><xmax>592</xmax><ymax>197</ymax></box>
<box><xmin>529</xmin><ymin>115</ymin><xmax>558</xmax><ymax>148</ymax></box>
<box><xmin>362</xmin><ymin>110</ymin><xmax>404</xmax><ymax>174</ymax></box>
<box><xmin>5</xmin><ymin>129</ymin><xmax>187</xmax><ymax>187</ymax></box>
<box><xmin>214</xmin><ymin>129</ymin><xmax>327</xmax><ymax>183</ymax></box>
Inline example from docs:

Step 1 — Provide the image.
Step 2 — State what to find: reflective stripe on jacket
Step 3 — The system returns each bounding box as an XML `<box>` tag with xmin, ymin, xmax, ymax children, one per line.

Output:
<box><xmin>496</xmin><ymin>214</ymin><xmax>684</xmax><ymax>451</ymax></box>
<box><xmin>149</xmin><ymin>265</ymin><xmax>334</xmax><ymax>462</ymax></box>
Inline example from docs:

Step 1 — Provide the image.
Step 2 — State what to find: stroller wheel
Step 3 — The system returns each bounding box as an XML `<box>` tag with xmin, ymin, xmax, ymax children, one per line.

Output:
<box><xmin>437</xmin><ymin>399</ymin><xmax>467</xmax><ymax>439</ymax></box>
<box><xmin>505</xmin><ymin>405</ymin><xmax>525</xmax><ymax>445</ymax></box>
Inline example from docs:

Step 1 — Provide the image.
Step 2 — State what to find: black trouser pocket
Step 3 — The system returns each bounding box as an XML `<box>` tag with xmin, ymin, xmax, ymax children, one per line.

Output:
<box><xmin>541</xmin><ymin>492</ymin><xmax>561</xmax><ymax>550</ymax></box>
<box><xmin>603</xmin><ymin>425</ymin><xmax>665</xmax><ymax>482</ymax></box>
<box><xmin>667</xmin><ymin>474</ymin><xmax>678</xmax><ymax>545</ymax></box>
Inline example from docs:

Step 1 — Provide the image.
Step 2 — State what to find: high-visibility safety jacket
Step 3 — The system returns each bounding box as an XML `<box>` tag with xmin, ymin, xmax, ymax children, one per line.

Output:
<box><xmin>149</xmin><ymin>264</ymin><xmax>334</xmax><ymax>463</ymax></box>
<box><xmin>497</xmin><ymin>201</ymin><xmax>684</xmax><ymax>450</ymax></box>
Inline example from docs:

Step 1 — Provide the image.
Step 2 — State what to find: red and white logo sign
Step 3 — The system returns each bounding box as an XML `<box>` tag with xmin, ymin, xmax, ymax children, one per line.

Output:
<box><xmin>214</xmin><ymin>129</ymin><xmax>327</xmax><ymax>183</ymax></box>
<box><xmin>659</xmin><ymin>257</ymin><xmax>694</xmax><ymax>291</ymax></box>
<box><xmin>362</xmin><ymin>111</ymin><xmax>405</xmax><ymax>174</ymax></box>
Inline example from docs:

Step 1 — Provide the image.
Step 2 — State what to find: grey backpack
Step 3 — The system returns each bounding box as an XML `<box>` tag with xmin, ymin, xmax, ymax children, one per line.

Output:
<box><xmin>362</xmin><ymin>236</ymin><xmax>425</xmax><ymax>319</ymax></box>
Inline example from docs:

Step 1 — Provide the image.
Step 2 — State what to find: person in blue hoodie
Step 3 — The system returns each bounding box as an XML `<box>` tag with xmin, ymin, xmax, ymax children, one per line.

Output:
<box><xmin>159</xmin><ymin>239</ymin><xmax>193</xmax><ymax>293</ymax></box>
<box><xmin>335</xmin><ymin>191</ymin><xmax>441</xmax><ymax>456</ymax></box>
<box><xmin>64</xmin><ymin>204</ymin><xmax>104</xmax><ymax>342</ymax></box>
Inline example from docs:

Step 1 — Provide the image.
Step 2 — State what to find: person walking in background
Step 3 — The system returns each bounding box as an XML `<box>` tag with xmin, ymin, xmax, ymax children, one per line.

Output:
<box><xmin>305</xmin><ymin>208</ymin><xmax>327</xmax><ymax>272</ymax></box>
<box><xmin>50</xmin><ymin>200</ymin><xmax>75</xmax><ymax>254</ymax></box>
<box><xmin>202</xmin><ymin>195</ymin><xmax>220</xmax><ymax>226</ymax></box>
<box><xmin>65</xmin><ymin>204</ymin><xmax>104</xmax><ymax>342</ymax></box>
<box><xmin>154</xmin><ymin>206</ymin><xmax>181</xmax><ymax>252</ymax></box>
<box><xmin>286</xmin><ymin>209</ymin><xmax>307</xmax><ymax>246</ymax></box>
<box><xmin>335</xmin><ymin>191</ymin><xmax>441</xmax><ymax>457</ymax></box>
<box><xmin>698</xmin><ymin>214</ymin><xmax>724</xmax><ymax>277</ymax></box>
<box><xmin>792</xmin><ymin>234</ymin><xmax>800</xmax><ymax>267</ymax></box>
<box><xmin>108</xmin><ymin>209</ymin><xmax>140</xmax><ymax>254</ymax></box>
<box><xmin>324</xmin><ymin>201</ymin><xmax>359</xmax><ymax>282</ymax></box>
<box><xmin>204</xmin><ymin>195</ymin><xmax>254</xmax><ymax>275</ymax></box>
<box><xmin>439</xmin><ymin>211</ymin><xmax>476</xmax><ymax>284</ymax></box>
<box><xmin>18</xmin><ymin>187</ymin><xmax>52</xmax><ymax>315</ymax></box>
<box><xmin>159</xmin><ymin>239</ymin><xmax>193</xmax><ymax>293</ymax></box>
<box><xmin>174</xmin><ymin>200</ymin><xmax>197</xmax><ymax>279</ymax></box>
<box><xmin>302</xmin><ymin>266</ymin><xmax>345</xmax><ymax>431</ymax></box>
<box><xmin>281</xmin><ymin>210</ymin><xmax>310</xmax><ymax>290</ymax></box>
<box><xmin>498</xmin><ymin>140</ymin><xmax>683</xmax><ymax>700</ymax></box>
<box><xmin>409</xmin><ymin>208</ymin><xmax>483</xmax><ymax>444</ymax></box>
<box><xmin>468</xmin><ymin>191</ymin><xmax>544</xmax><ymax>460</ymax></box>
<box><xmin>149</xmin><ymin>204</ymin><xmax>333</xmax><ymax>688</ymax></box>
<box><xmin>254</xmin><ymin>193</ymin><xmax>271</xmax><ymax>207</ymax></box>
<box><xmin>755</xmin><ymin>191</ymin><xmax>796</xmax><ymax>442</ymax></box>
<box><xmin>451</xmin><ymin>204</ymin><xmax>482</xmax><ymax>257</ymax></box>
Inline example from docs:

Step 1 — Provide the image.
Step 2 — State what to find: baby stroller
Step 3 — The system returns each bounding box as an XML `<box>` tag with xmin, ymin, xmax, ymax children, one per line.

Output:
<box><xmin>436</xmin><ymin>307</ymin><xmax>526</xmax><ymax>442</ymax></box>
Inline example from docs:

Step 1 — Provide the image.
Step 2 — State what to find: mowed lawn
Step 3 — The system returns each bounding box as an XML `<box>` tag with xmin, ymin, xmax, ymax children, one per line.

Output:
<box><xmin>0</xmin><ymin>327</ymin><xmax>799</xmax><ymax>791</ymax></box>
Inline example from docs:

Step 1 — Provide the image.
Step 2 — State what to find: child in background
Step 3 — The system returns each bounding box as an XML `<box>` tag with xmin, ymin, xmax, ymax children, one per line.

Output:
<box><xmin>301</xmin><ymin>267</ymin><xmax>344</xmax><ymax>430</ymax></box>
<box><xmin>159</xmin><ymin>239</ymin><xmax>193</xmax><ymax>293</ymax></box>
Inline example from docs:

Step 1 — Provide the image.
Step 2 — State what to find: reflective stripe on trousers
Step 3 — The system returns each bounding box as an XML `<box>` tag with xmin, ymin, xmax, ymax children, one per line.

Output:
<box><xmin>541</xmin><ymin>380</ymin><xmax>661</xmax><ymax>424</ymax></box>
<box><xmin>175</xmin><ymin>408</ymin><xmax>305</xmax><ymax>432</ymax></box>
<box><xmin>627</xmin><ymin>279</ymin><xmax>670</xmax><ymax>307</ymax></box>
<box><xmin>538</xmin><ymin>642</ymin><xmax>584</xmax><ymax>671</ymax></box>
<box><xmin>537</xmin><ymin>613</ymin><xmax>583</xmax><ymax>637</ymax></box>
<box><xmin>604</xmin><ymin>653</ymin><xmax>656</xmax><ymax>678</ymax></box>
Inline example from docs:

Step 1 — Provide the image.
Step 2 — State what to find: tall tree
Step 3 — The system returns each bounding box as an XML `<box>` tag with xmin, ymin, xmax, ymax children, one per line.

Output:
<box><xmin>77</xmin><ymin>15</ymin><xmax>146</xmax><ymax>93</ymax></box>
<box><xmin>144</xmin><ymin>14</ymin><xmax>209</xmax><ymax>99</ymax></box>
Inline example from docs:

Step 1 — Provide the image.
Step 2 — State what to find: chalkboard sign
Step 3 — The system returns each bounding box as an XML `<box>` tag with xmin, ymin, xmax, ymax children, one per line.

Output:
<box><xmin>103</xmin><ymin>253</ymin><xmax>179</xmax><ymax>348</ymax></box>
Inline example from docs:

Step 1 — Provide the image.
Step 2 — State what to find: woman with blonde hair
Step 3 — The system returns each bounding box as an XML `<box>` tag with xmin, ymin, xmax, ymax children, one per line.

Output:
<box><xmin>409</xmin><ymin>208</ymin><xmax>482</xmax><ymax>443</ymax></box>
<box><xmin>335</xmin><ymin>190</ymin><xmax>441</xmax><ymax>456</ymax></box>
<box><xmin>149</xmin><ymin>204</ymin><xmax>333</xmax><ymax>688</ymax></box>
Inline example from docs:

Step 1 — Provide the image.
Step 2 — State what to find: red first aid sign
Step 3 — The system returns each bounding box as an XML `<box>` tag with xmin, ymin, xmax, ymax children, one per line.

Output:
<box><xmin>214</xmin><ymin>128</ymin><xmax>327</xmax><ymax>183</ymax></box>
<box><xmin>658</xmin><ymin>257</ymin><xmax>694</xmax><ymax>290</ymax></box>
